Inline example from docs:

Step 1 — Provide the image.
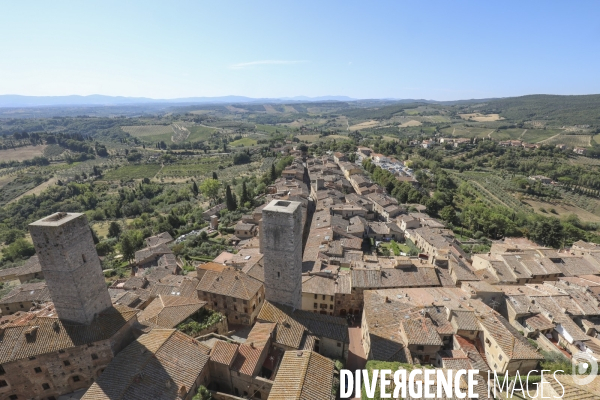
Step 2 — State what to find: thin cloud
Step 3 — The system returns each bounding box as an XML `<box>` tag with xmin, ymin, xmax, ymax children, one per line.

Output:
<box><xmin>229</xmin><ymin>60</ymin><xmax>308</xmax><ymax>69</ymax></box>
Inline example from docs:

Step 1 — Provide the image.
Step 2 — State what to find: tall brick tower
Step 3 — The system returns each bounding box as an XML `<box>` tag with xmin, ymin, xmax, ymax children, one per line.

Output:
<box><xmin>261</xmin><ymin>200</ymin><xmax>303</xmax><ymax>309</ymax></box>
<box><xmin>29</xmin><ymin>212</ymin><xmax>112</xmax><ymax>325</ymax></box>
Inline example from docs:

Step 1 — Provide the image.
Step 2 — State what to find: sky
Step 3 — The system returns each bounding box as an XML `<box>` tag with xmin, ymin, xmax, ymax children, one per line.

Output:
<box><xmin>1</xmin><ymin>1</ymin><xmax>600</xmax><ymax>101</ymax></box>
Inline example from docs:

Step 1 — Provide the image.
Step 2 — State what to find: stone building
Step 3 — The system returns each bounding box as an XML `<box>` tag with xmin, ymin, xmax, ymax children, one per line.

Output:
<box><xmin>0</xmin><ymin>282</ymin><xmax>51</xmax><ymax>315</ymax></box>
<box><xmin>197</xmin><ymin>267</ymin><xmax>264</xmax><ymax>325</ymax></box>
<box><xmin>0</xmin><ymin>304</ymin><xmax>138</xmax><ymax>400</ymax></box>
<box><xmin>81</xmin><ymin>329</ymin><xmax>210</xmax><ymax>400</ymax></box>
<box><xmin>261</xmin><ymin>200</ymin><xmax>303</xmax><ymax>309</ymax></box>
<box><xmin>29</xmin><ymin>212</ymin><xmax>112</xmax><ymax>325</ymax></box>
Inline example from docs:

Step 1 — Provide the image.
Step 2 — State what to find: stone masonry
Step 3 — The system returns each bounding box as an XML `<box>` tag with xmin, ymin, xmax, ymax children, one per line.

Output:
<box><xmin>261</xmin><ymin>200</ymin><xmax>303</xmax><ymax>309</ymax></box>
<box><xmin>29</xmin><ymin>212</ymin><xmax>112</xmax><ymax>325</ymax></box>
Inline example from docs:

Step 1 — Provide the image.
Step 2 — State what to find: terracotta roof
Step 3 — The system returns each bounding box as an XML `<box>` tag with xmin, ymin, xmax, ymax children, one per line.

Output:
<box><xmin>477</xmin><ymin>311</ymin><xmax>543</xmax><ymax>360</ymax></box>
<box><xmin>231</xmin><ymin>342</ymin><xmax>266</xmax><ymax>376</ymax></box>
<box><xmin>82</xmin><ymin>329</ymin><xmax>209</xmax><ymax>400</ymax></box>
<box><xmin>210</xmin><ymin>340</ymin><xmax>239</xmax><ymax>366</ymax></box>
<box><xmin>0</xmin><ymin>305</ymin><xmax>139</xmax><ymax>364</ymax></box>
<box><xmin>134</xmin><ymin>243</ymin><xmax>172</xmax><ymax>263</ymax></box>
<box><xmin>257</xmin><ymin>301</ymin><xmax>348</xmax><ymax>348</ymax></box>
<box><xmin>454</xmin><ymin>335</ymin><xmax>489</xmax><ymax>372</ymax></box>
<box><xmin>138</xmin><ymin>295</ymin><xmax>206</xmax><ymax>328</ymax></box>
<box><xmin>145</xmin><ymin>231</ymin><xmax>174</xmax><ymax>247</ymax></box>
<box><xmin>269</xmin><ymin>351</ymin><xmax>335</xmax><ymax>400</ymax></box>
<box><xmin>197</xmin><ymin>262</ymin><xmax>229</xmax><ymax>272</ymax></box>
<box><xmin>524</xmin><ymin>314</ymin><xmax>555</xmax><ymax>331</ymax></box>
<box><xmin>196</xmin><ymin>268</ymin><xmax>262</xmax><ymax>300</ymax></box>
<box><xmin>401</xmin><ymin>318</ymin><xmax>443</xmax><ymax>346</ymax></box>
<box><xmin>0</xmin><ymin>282</ymin><xmax>51</xmax><ymax>305</ymax></box>
<box><xmin>150</xmin><ymin>277</ymin><xmax>199</xmax><ymax>298</ymax></box>
<box><xmin>213</xmin><ymin>251</ymin><xmax>235</xmax><ymax>264</ymax></box>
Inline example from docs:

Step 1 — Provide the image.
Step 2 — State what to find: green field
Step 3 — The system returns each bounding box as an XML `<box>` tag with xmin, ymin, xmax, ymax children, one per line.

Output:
<box><xmin>595</xmin><ymin>134</ymin><xmax>600</xmax><ymax>144</ymax></box>
<box><xmin>186</xmin><ymin>125</ymin><xmax>218</xmax><ymax>141</ymax></box>
<box><xmin>103</xmin><ymin>164</ymin><xmax>162</xmax><ymax>180</ymax></box>
<box><xmin>230</xmin><ymin>137</ymin><xmax>258</xmax><ymax>147</ymax></box>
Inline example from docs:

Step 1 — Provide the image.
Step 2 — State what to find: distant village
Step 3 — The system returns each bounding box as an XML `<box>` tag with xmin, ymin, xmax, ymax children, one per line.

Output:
<box><xmin>2</xmin><ymin>146</ymin><xmax>600</xmax><ymax>399</ymax></box>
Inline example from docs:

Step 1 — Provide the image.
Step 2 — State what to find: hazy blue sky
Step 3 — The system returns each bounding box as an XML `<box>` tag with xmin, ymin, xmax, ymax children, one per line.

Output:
<box><xmin>1</xmin><ymin>1</ymin><xmax>599</xmax><ymax>100</ymax></box>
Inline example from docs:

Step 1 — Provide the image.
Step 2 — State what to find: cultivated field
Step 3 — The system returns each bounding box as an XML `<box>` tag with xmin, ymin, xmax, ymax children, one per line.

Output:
<box><xmin>349</xmin><ymin>120</ymin><xmax>379</xmax><ymax>130</ymax></box>
<box><xmin>102</xmin><ymin>164</ymin><xmax>162</xmax><ymax>180</ymax></box>
<box><xmin>0</xmin><ymin>145</ymin><xmax>47</xmax><ymax>162</ymax></box>
<box><xmin>523</xmin><ymin>199</ymin><xmax>600</xmax><ymax>223</ymax></box>
<box><xmin>539</xmin><ymin>134</ymin><xmax>592</xmax><ymax>147</ymax></box>
<box><xmin>263</xmin><ymin>105</ymin><xmax>279</xmax><ymax>114</ymax></box>
<box><xmin>459</xmin><ymin>113</ymin><xmax>503</xmax><ymax>122</ymax></box>
<box><xmin>399</xmin><ymin>120</ymin><xmax>422</xmax><ymax>127</ymax></box>
<box><xmin>230</xmin><ymin>137</ymin><xmax>258</xmax><ymax>147</ymax></box>
<box><xmin>121</xmin><ymin>125</ymin><xmax>172</xmax><ymax>137</ymax></box>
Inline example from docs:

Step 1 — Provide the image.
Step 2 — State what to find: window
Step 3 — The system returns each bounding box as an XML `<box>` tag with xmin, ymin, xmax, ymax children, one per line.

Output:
<box><xmin>337</xmin><ymin>301</ymin><xmax>341</xmax><ymax>305</ymax></box>
<box><xmin>277</xmin><ymin>272</ymin><xmax>280</xmax><ymax>278</ymax></box>
<box><xmin>0</xmin><ymin>365</ymin><xmax>5</xmax><ymax>375</ymax></box>
<box><xmin>82</xmin><ymin>254</ymin><xmax>86</xmax><ymax>263</ymax></box>
<box><xmin>20</xmin><ymin>304</ymin><xmax>24</xmax><ymax>309</ymax></box>
<box><xmin>58</xmin><ymin>350</ymin><xmax>65</xmax><ymax>354</ymax></box>
<box><xmin>244</xmin><ymin>392</ymin><xmax>248</xmax><ymax>397</ymax></box>
<box><xmin>63</xmin><ymin>360</ymin><xmax>70</xmax><ymax>366</ymax></box>
<box><xmin>9</xmin><ymin>395</ymin><xmax>18</xmax><ymax>400</ymax></box>
<box><xmin>233</xmin><ymin>298</ymin><xmax>237</xmax><ymax>302</ymax></box>
<box><xmin>29</xmin><ymin>356</ymin><xmax>36</xmax><ymax>360</ymax></box>
<box><xmin>243</xmin><ymin>300</ymin><xmax>248</xmax><ymax>305</ymax></box>
<box><xmin>330</xmin><ymin>296</ymin><xmax>333</xmax><ymax>301</ymax></box>
<box><xmin>329</xmin><ymin>304</ymin><xmax>333</xmax><ymax>310</ymax></box>
<box><xmin>72</xmin><ymin>375</ymin><xmax>80</xmax><ymax>382</ymax></box>
<box><xmin>214</xmin><ymin>302</ymin><xmax>218</xmax><ymax>307</ymax></box>
<box><xmin>234</xmin><ymin>388</ymin><xmax>239</xmax><ymax>396</ymax></box>
<box><xmin>494</xmin><ymin>363</ymin><xmax>497</xmax><ymax>369</ymax></box>
<box><xmin>485</xmin><ymin>338</ymin><xmax>491</xmax><ymax>346</ymax></box>
<box><xmin>322</xmin><ymin>295</ymin><xmax>326</xmax><ymax>300</ymax></box>
<box><xmin>91</xmin><ymin>354</ymin><xmax>98</xmax><ymax>360</ymax></box>
<box><xmin>235</xmin><ymin>316</ymin><xmax>238</xmax><ymax>320</ymax></box>
<box><xmin>253</xmin><ymin>304</ymin><xmax>256</xmax><ymax>311</ymax></box>
<box><xmin>34</xmin><ymin>367</ymin><xmax>42</xmax><ymax>373</ymax></box>
<box><xmin>337</xmin><ymin>342</ymin><xmax>341</xmax><ymax>347</ymax></box>
<box><xmin>42</xmin><ymin>383</ymin><xmax>50</xmax><ymax>390</ymax></box>
<box><xmin>417</xmin><ymin>345</ymin><xmax>424</xmax><ymax>351</ymax></box>
<box><xmin>314</xmin><ymin>294</ymin><xmax>317</xmax><ymax>299</ymax></box>
<box><xmin>498</xmin><ymin>355</ymin><xmax>503</xmax><ymax>361</ymax></box>
<box><xmin>244</xmin><ymin>308</ymin><xmax>248</xmax><ymax>313</ymax></box>
<box><xmin>234</xmin><ymin>306</ymin><xmax>237</xmax><ymax>311</ymax></box>
<box><xmin>48</xmin><ymin>397</ymin><xmax>57</xmax><ymax>400</ymax></box>
<box><xmin>314</xmin><ymin>303</ymin><xmax>317</xmax><ymax>309</ymax></box>
<box><xmin>4</xmin><ymin>307</ymin><xmax>8</xmax><ymax>310</ymax></box>
<box><xmin>0</xmin><ymin>380</ymin><xmax>7</xmax><ymax>387</ymax></box>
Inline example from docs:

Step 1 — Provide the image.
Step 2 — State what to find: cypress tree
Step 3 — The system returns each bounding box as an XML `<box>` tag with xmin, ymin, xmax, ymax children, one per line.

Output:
<box><xmin>241</xmin><ymin>182</ymin><xmax>250</xmax><ymax>205</ymax></box>
<box><xmin>226</xmin><ymin>185</ymin><xmax>236</xmax><ymax>211</ymax></box>
<box><xmin>270</xmin><ymin>163</ymin><xmax>276</xmax><ymax>182</ymax></box>
<box><xmin>213</xmin><ymin>171</ymin><xmax>218</xmax><ymax>180</ymax></box>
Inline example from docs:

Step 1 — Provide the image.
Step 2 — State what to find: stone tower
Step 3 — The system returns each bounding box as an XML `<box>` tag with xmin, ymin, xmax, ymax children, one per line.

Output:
<box><xmin>262</xmin><ymin>200</ymin><xmax>303</xmax><ymax>309</ymax></box>
<box><xmin>29</xmin><ymin>212</ymin><xmax>112</xmax><ymax>325</ymax></box>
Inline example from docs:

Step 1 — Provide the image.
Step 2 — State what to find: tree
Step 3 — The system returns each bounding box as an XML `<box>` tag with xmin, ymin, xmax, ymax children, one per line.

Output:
<box><xmin>212</xmin><ymin>172</ymin><xmax>218</xmax><ymax>180</ymax></box>
<box><xmin>240</xmin><ymin>181</ymin><xmax>250</xmax><ymax>205</ymax></box>
<box><xmin>200</xmin><ymin>179</ymin><xmax>220</xmax><ymax>203</ymax></box>
<box><xmin>439</xmin><ymin>205</ymin><xmax>457</xmax><ymax>224</ymax></box>
<box><xmin>119</xmin><ymin>231</ymin><xmax>143</xmax><ymax>262</ymax></box>
<box><xmin>2</xmin><ymin>238</ymin><xmax>35</xmax><ymax>262</ymax></box>
<box><xmin>270</xmin><ymin>163</ymin><xmax>276</xmax><ymax>182</ymax></box>
<box><xmin>108</xmin><ymin>222</ymin><xmax>122</xmax><ymax>238</ymax></box>
<box><xmin>225</xmin><ymin>185</ymin><xmax>237</xmax><ymax>211</ymax></box>
<box><xmin>192</xmin><ymin>181</ymin><xmax>199</xmax><ymax>196</ymax></box>
<box><xmin>192</xmin><ymin>385</ymin><xmax>212</xmax><ymax>400</ymax></box>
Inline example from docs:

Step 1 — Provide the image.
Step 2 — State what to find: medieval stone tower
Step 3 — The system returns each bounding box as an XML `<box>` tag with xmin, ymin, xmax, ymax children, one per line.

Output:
<box><xmin>29</xmin><ymin>212</ymin><xmax>112</xmax><ymax>325</ymax></box>
<box><xmin>262</xmin><ymin>200</ymin><xmax>303</xmax><ymax>309</ymax></box>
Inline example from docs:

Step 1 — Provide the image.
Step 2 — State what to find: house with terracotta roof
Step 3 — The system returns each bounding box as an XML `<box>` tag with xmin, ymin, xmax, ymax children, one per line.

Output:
<box><xmin>0</xmin><ymin>304</ymin><xmax>139</xmax><ymax>399</ymax></box>
<box><xmin>138</xmin><ymin>295</ymin><xmax>208</xmax><ymax>329</ymax></box>
<box><xmin>268</xmin><ymin>350</ymin><xmax>335</xmax><ymax>400</ymax></box>
<box><xmin>197</xmin><ymin>267</ymin><xmax>264</xmax><ymax>325</ymax></box>
<box><xmin>82</xmin><ymin>329</ymin><xmax>210</xmax><ymax>400</ymax></box>
<box><xmin>0</xmin><ymin>282</ymin><xmax>51</xmax><ymax>315</ymax></box>
<box><xmin>145</xmin><ymin>231</ymin><xmax>174</xmax><ymax>248</ymax></box>
<box><xmin>0</xmin><ymin>255</ymin><xmax>43</xmax><ymax>284</ymax></box>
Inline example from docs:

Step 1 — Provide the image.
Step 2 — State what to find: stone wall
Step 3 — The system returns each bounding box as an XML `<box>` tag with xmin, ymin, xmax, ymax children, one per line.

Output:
<box><xmin>29</xmin><ymin>213</ymin><xmax>112</xmax><ymax>325</ymax></box>
<box><xmin>262</xmin><ymin>200</ymin><xmax>303</xmax><ymax>309</ymax></box>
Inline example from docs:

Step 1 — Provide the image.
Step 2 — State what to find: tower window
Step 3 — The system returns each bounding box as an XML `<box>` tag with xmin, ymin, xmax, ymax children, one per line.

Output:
<box><xmin>42</xmin><ymin>383</ymin><xmax>50</xmax><ymax>390</ymax></box>
<box><xmin>91</xmin><ymin>354</ymin><xmax>98</xmax><ymax>360</ymax></box>
<box><xmin>277</xmin><ymin>272</ymin><xmax>280</xmax><ymax>278</ymax></box>
<box><xmin>0</xmin><ymin>380</ymin><xmax>7</xmax><ymax>387</ymax></box>
<box><xmin>82</xmin><ymin>254</ymin><xmax>86</xmax><ymax>263</ymax></box>
<box><xmin>72</xmin><ymin>375</ymin><xmax>80</xmax><ymax>382</ymax></box>
<box><xmin>34</xmin><ymin>367</ymin><xmax>42</xmax><ymax>373</ymax></box>
<box><xmin>63</xmin><ymin>360</ymin><xmax>70</xmax><ymax>366</ymax></box>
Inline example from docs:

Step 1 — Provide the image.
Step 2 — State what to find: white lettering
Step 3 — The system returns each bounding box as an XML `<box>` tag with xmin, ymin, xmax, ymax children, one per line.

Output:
<box><xmin>363</xmin><ymin>369</ymin><xmax>378</xmax><ymax>399</ymax></box>
<box><xmin>553</xmin><ymin>371</ymin><xmax>565</xmax><ymax>398</ymax></box>
<box><xmin>409</xmin><ymin>369</ymin><xmax>423</xmax><ymax>398</ymax></box>
<box><xmin>437</xmin><ymin>369</ymin><xmax>453</xmax><ymax>398</ymax></box>
<box><xmin>511</xmin><ymin>371</ymin><xmax>525</xmax><ymax>398</ymax></box>
<box><xmin>423</xmin><ymin>369</ymin><xmax>435</xmax><ymax>398</ymax></box>
<box><xmin>380</xmin><ymin>369</ymin><xmax>391</xmax><ymax>398</ymax></box>
<box><xmin>340</xmin><ymin>370</ymin><xmax>353</xmax><ymax>398</ymax></box>
<box><xmin>468</xmin><ymin>369</ymin><xmax>479</xmax><ymax>398</ymax></box>
<box><xmin>455</xmin><ymin>369</ymin><xmax>466</xmax><ymax>398</ymax></box>
<box><xmin>393</xmin><ymin>369</ymin><xmax>407</xmax><ymax>399</ymax></box>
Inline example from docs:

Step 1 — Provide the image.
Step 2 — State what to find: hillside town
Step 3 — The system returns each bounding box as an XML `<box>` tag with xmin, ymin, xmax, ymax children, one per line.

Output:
<box><xmin>3</xmin><ymin>148</ymin><xmax>600</xmax><ymax>400</ymax></box>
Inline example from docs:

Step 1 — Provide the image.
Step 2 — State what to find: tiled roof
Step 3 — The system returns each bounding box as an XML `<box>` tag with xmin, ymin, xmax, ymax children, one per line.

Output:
<box><xmin>151</xmin><ymin>277</ymin><xmax>199</xmax><ymax>298</ymax></box>
<box><xmin>401</xmin><ymin>318</ymin><xmax>443</xmax><ymax>346</ymax></box>
<box><xmin>145</xmin><ymin>232</ymin><xmax>174</xmax><ymax>247</ymax></box>
<box><xmin>524</xmin><ymin>314</ymin><xmax>555</xmax><ymax>331</ymax></box>
<box><xmin>82</xmin><ymin>329</ymin><xmax>210</xmax><ymax>400</ymax></box>
<box><xmin>196</xmin><ymin>268</ymin><xmax>262</xmax><ymax>300</ymax></box>
<box><xmin>454</xmin><ymin>335</ymin><xmax>489</xmax><ymax>372</ymax></box>
<box><xmin>451</xmin><ymin>310</ymin><xmax>480</xmax><ymax>331</ymax></box>
<box><xmin>257</xmin><ymin>301</ymin><xmax>348</xmax><ymax>347</ymax></box>
<box><xmin>352</xmin><ymin>267</ymin><xmax>440</xmax><ymax>289</ymax></box>
<box><xmin>134</xmin><ymin>243</ymin><xmax>172</xmax><ymax>263</ymax></box>
<box><xmin>210</xmin><ymin>340</ymin><xmax>239</xmax><ymax>366</ymax></box>
<box><xmin>0</xmin><ymin>282</ymin><xmax>51</xmax><ymax>305</ymax></box>
<box><xmin>477</xmin><ymin>311</ymin><xmax>543</xmax><ymax>360</ymax></box>
<box><xmin>268</xmin><ymin>351</ymin><xmax>335</xmax><ymax>400</ymax></box>
<box><xmin>0</xmin><ymin>305</ymin><xmax>139</xmax><ymax>364</ymax></box>
<box><xmin>302</xmin><ymin>275</ymin><xmax>336</xmax><ymax>296</ymax></box>
<box><xmin>138</xmin><ymin>295</ymin><xmax>206</xmax><ymax>329</ymax></box>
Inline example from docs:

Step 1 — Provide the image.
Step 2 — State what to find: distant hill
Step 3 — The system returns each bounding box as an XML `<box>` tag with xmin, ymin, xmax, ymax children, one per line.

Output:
<box><xmin>0</xmin><ymin>94</ymin><xmax>358</xmax><ymax>108</ymax></box>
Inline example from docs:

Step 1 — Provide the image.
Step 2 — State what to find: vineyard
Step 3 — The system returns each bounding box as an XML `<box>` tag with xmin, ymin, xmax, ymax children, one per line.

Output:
<box><xmin>121</xmin><ymin>125</ymin><xmax>174</xmax><ymax>142</ymax></box>
<box><xmin>103</xmin><ymin>163</ymin><xmax>162</xmax><ymax>180</ymax></box>
<box><xmin>450</xmin><ymin>172</ymin><xmax>533</xmax><ymax>213</ymax></box>
<box><xmin>539</xmin><ymin>134</ymin><xmax>592</xmax><ymax>147</ymax></box>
